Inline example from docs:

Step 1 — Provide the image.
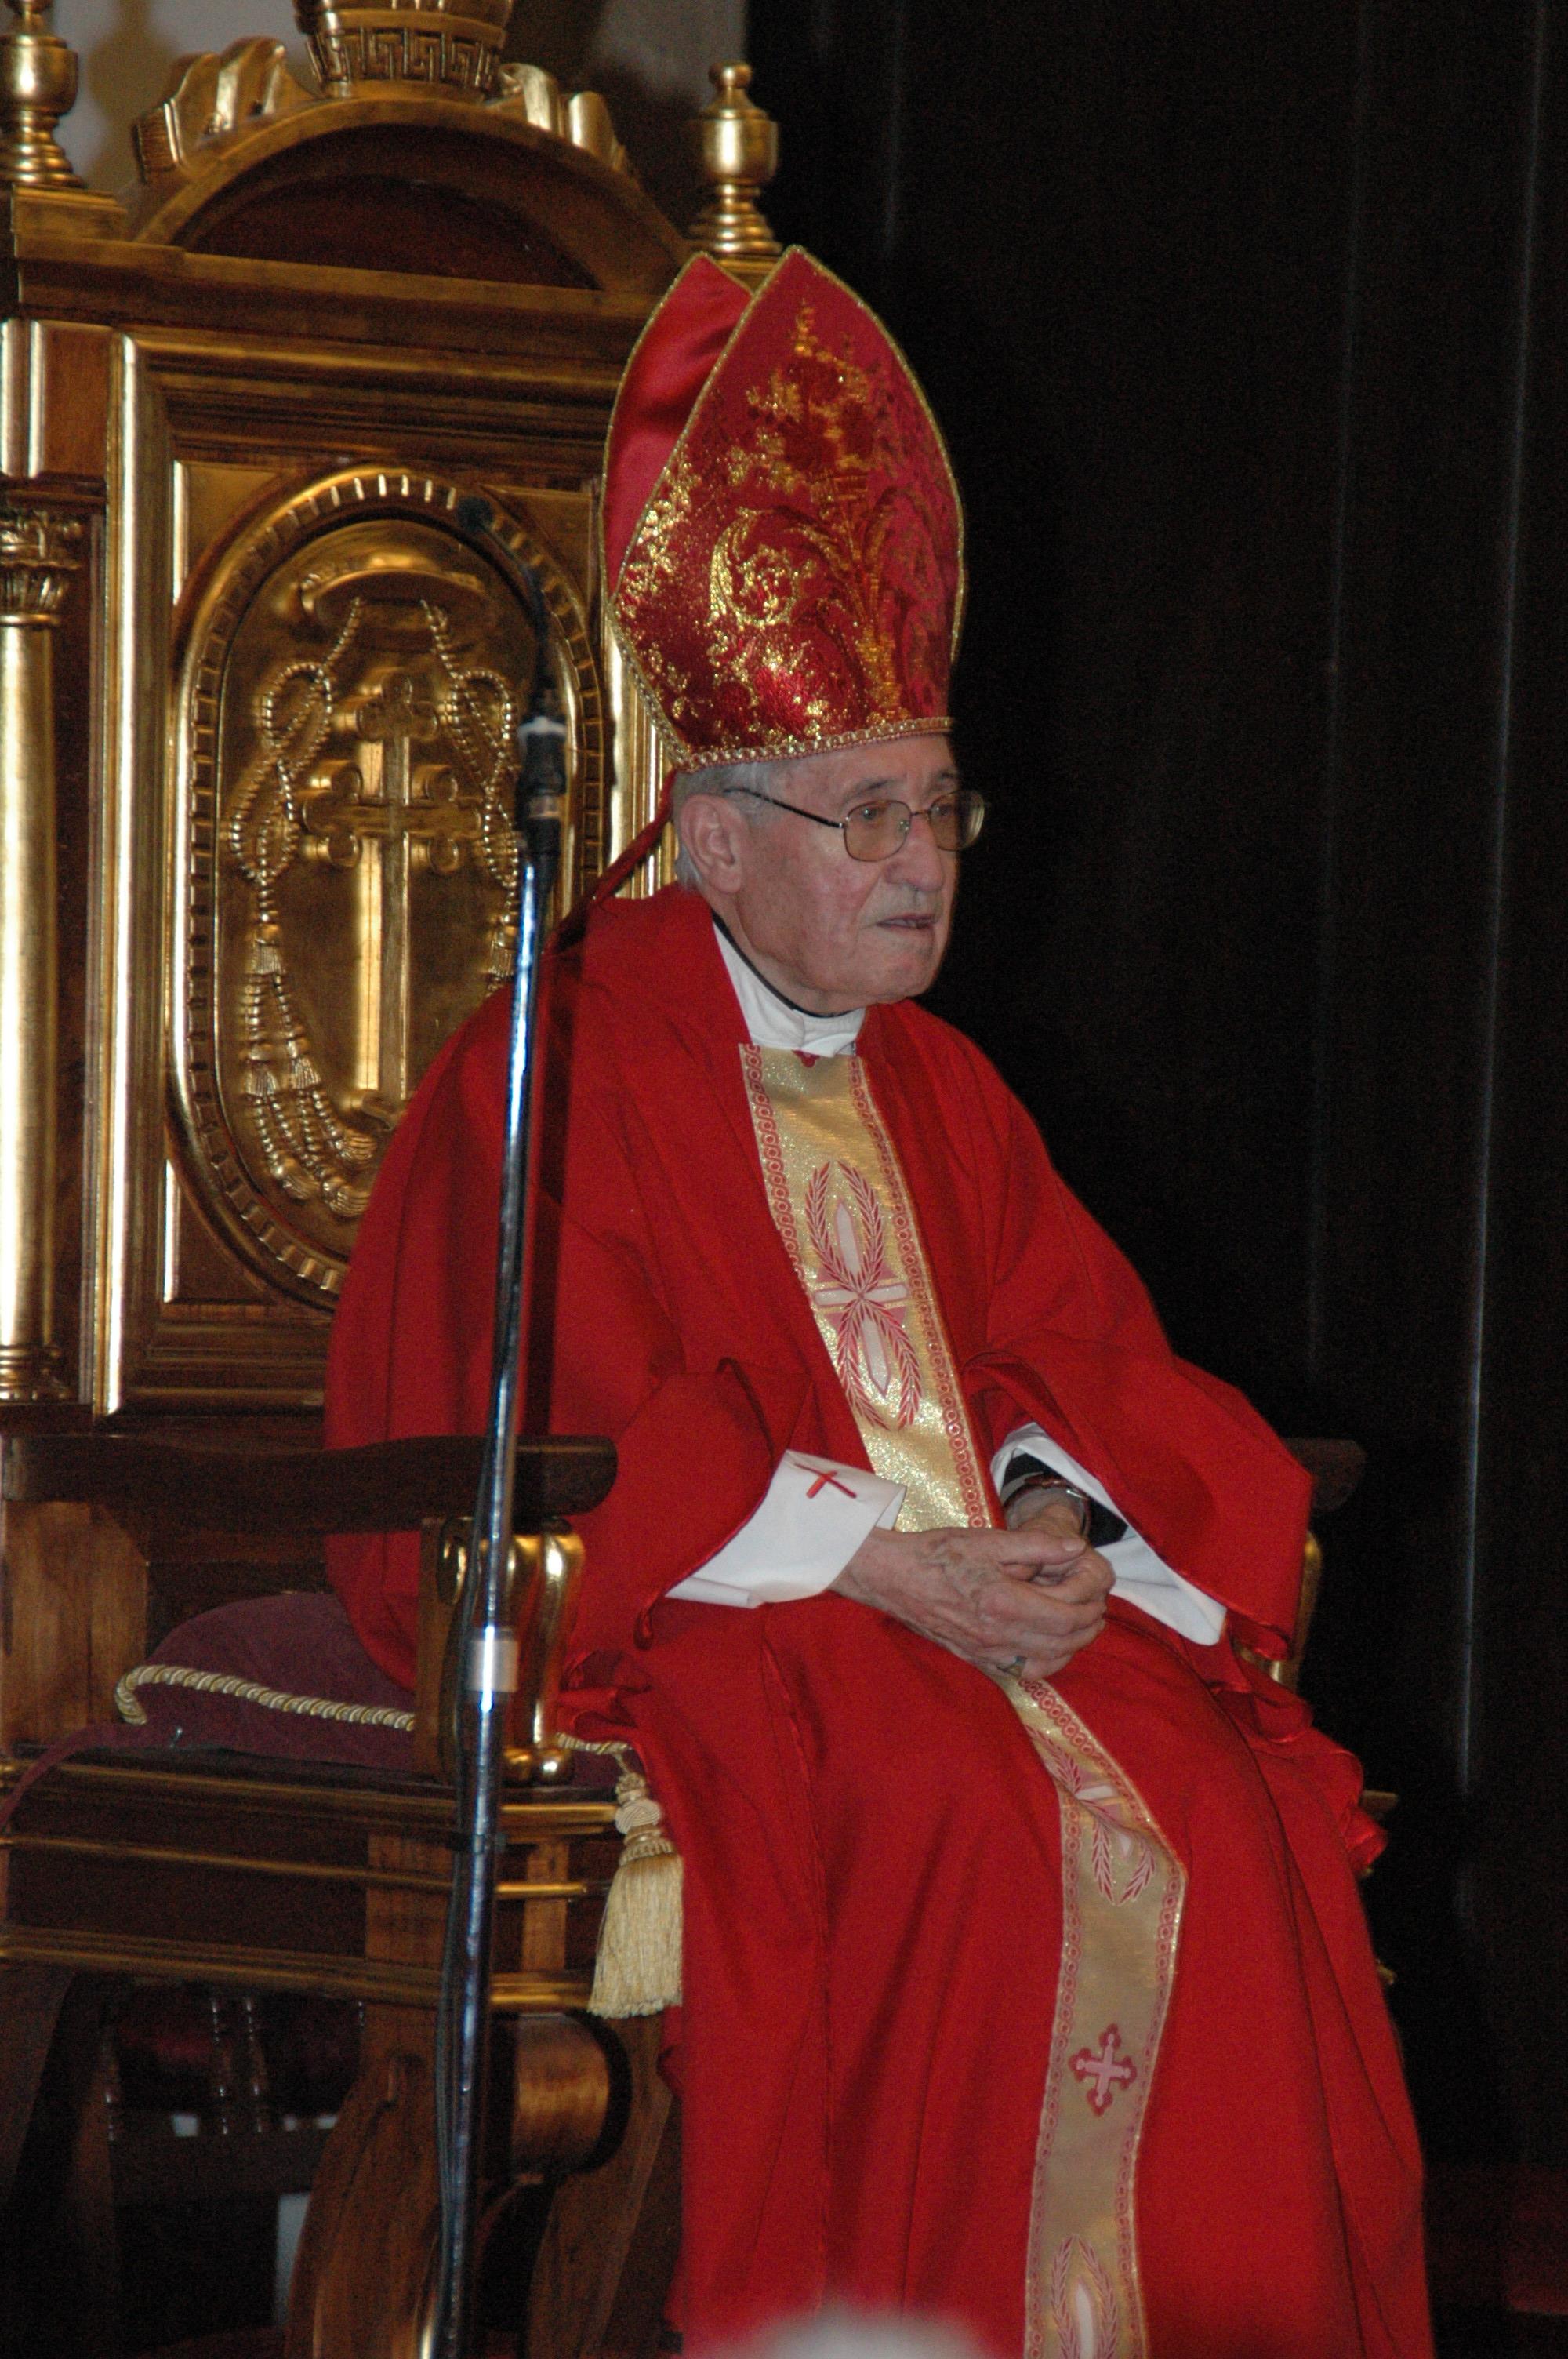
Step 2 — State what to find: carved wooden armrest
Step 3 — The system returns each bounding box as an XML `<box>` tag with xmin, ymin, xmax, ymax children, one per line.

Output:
<box><xmin>0</xmin><ymin>1432</ymin><xmax>615</xmax><ymax>1535</ymax></box>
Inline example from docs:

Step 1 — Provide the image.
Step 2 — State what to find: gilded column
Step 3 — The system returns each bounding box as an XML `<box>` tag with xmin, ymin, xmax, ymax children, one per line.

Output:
<box><xmin>0</xmin><ymin>506</ymin><xmax>79</xmax><ymax>1400</ymax></box>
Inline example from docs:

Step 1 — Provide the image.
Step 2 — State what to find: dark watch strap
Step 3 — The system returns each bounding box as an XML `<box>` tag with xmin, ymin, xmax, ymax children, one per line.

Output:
<box><xmin>999</xmin><ymin>1453</ymin><xmax>1128</xmax><ymax>1549</ymax></box>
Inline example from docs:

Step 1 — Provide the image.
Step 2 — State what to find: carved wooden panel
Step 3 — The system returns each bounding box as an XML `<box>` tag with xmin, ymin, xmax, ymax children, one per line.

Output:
<box><xmin>173</xmin><ymin>467</ymin><xmax>601</xmax><ymax>1306</ymax></box>
<box><xmin>85</xmin><ymin>322</ymin><xmax>619</xmax><ymax>1412</ymax></box>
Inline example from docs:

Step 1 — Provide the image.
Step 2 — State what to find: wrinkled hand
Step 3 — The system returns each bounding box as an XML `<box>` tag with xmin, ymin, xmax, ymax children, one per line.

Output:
<box><xmin>831</xmin><ymin>1499</ymin><xmax>1112</xmax><ymax>1681</ymax></box>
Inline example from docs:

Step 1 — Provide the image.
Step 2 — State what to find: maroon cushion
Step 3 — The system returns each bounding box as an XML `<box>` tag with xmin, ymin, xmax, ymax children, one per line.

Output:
<box><xmin>123</xmin><ymin>1594</ymin><xmax>615</xmax><ymax>1785</ymax></box>
<box><xmin>123</xmin><ymin>1591</ymin><xmax>417</xmax><ymax>1771</ymax></box>
<box><xmin>0</xmin><ymin>1592</ymin><xmax>619</xmax><ymax>1825</ymax></box>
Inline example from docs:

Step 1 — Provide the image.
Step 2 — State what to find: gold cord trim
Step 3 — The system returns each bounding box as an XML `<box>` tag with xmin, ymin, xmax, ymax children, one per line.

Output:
<box><xmin>114</xmin><ymin>1661</ymin><xmax>415</xmax><ymax>1732</ymax></box>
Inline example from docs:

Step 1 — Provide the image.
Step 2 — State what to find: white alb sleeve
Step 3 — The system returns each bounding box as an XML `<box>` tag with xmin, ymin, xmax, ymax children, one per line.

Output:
<box><xmin>993</xmin><ymin>1423</ymin><xmax>1226</xmax><ymax>1646</ymax></box>
<box><xmin>668</xmin><ymin>1452</ymin><xmax>905</xmax><ymax>1608</ymax></box>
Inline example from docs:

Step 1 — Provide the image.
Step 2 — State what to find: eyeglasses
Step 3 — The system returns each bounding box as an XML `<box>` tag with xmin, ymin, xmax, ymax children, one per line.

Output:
<box><xmin>720</xmin><ymin>783</ymin><xmax>987</xmax><ymax>862</ymax></box>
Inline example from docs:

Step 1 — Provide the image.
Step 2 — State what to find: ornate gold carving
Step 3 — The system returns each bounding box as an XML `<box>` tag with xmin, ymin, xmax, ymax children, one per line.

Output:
<box><xmin>687</xmin><ymin>63</ymin><xmax>779</xmax><ymax>271</ymax></box>
<box><xmin>488</xmin><ymin>65</ymin><xmax>628</xmax><ymax>173</ymax></box>
<box><xmin>0</xmin><ymin>505</ymin><xmax>79</xmax><ymax>1401</ymax></box>
<box><xmin>562</xmin><ymin>88</ymin><xmax>622</xmax><ymax>171</ymax></box>
<box><xmin>176</xmin><ymin>471</ymin><xmax>601</xmax><ymax>1303</ymax></box>
<box><xmin>132</xmin><ymin>39</ymin><xmax>317</xmax><ymax>187</ymax></box>
<box><xmin>296</xmin><ymin>0</ymin><xmax>511</xmax><ymax>101</ymax></box>
<box><xmin>230</xmin><ymin>551</ymin><xmax>517</xmax><ymax>1198</ymax></box>
<box><xmin>224</xmin><ymin>531</ymin><xmax>514</xmax><ymax>1227</ymax></box>
<box><xmin>489</xmin><ymin>60</ymin><xmax>558</xmax><ymax>134</ymax></box>
<box><xmin>0</xmin><ymin>0</ymin><xmax>80</xmax><ymax>190</ymax></box>
<box><xmin>0</xmin><ymin>504</ymin><xmax>80</xmax><ymax>619</ymax></box>
<box><xmin>127</xmin><ymin>26</ymin><xmax>637</xmax><ymax>192</ymax></box>
<box><xmin>492</xmin><ymin>66</ymin><xmax>627</xmax><ymax>171</ymax></box>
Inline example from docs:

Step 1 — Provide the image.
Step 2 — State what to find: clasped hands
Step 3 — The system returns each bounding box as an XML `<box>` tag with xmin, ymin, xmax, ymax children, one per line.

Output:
<box><xmin>831</xmin><ymin>1496</ymin><xmax>1112</xmax><ymax>1681</ymax></box>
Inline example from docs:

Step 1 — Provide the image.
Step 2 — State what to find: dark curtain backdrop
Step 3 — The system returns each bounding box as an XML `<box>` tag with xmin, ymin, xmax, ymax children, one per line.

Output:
<box><xmin>746</xmin><ymin>0</ymin><xmax>1566</xmax><ymax>2170</ymax></box>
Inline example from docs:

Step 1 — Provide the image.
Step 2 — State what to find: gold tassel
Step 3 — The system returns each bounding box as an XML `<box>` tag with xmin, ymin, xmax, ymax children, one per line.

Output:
<box><xmin>586</xmin><ymin>1764</ymin><xmax>683</xmax><ymax>2019</ymax></box>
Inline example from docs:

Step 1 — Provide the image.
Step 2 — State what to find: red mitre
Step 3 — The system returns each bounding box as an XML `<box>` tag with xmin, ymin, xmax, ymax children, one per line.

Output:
<box><xmin>604</xmin><ymin>247</ymin><xmax>965</xmax><ymax>772</ymax></box>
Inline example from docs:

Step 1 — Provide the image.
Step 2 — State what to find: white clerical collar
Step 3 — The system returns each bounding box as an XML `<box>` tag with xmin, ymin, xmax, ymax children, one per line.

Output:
<box><xmin>714</xmin><ymin>920</ymin><xmax>866</xmax><ymax>1056</ymax></box>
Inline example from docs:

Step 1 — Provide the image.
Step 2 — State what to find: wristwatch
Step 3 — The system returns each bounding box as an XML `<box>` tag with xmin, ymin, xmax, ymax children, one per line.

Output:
<box><xmin>1000</xmin><ymin>1472</ymin><xmax>1091</xmax><ymax>1533</ymax></box>
<box><xmin>998</xmin><ymin>1455</ymin><xmax>1127</xmax><ymax>1547</ymax></box>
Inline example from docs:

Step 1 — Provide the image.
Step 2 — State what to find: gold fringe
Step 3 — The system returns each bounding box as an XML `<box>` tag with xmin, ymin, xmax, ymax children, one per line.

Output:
<box><xmin>561</xmin><ymin>1739</ymin><xmax>684</xmax><ymax>2017</ymax></box>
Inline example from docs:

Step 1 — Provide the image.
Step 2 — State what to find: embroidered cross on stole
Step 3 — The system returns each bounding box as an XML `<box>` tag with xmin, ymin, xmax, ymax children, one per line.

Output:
<box><xmin>742</xmin><ymin>1044</ymin><xmax>1188</xmax><ymax>2359</ymax></box>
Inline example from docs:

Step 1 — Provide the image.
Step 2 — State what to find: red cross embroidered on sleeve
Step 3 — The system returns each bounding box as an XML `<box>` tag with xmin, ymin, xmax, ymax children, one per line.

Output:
<box><xmin>801</xmin><ymin>1464</ymin><xmax>858</xmax><ymax>1501</ymax></box>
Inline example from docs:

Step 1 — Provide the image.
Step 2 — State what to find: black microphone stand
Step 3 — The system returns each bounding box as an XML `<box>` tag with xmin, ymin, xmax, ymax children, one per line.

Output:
<box><xmin>431</xmin><ymin>565</ymin><xmax>566</xmax><ymax>2359</ymax></box>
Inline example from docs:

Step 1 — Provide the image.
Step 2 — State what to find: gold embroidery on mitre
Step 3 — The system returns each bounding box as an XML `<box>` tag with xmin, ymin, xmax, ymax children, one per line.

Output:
<box><xmin>611</xmin><ymin>253</ymin><xmax>961</xmax><ymax>765</ymax></box>
<box><xmin>1005</xmin><ymin>1675</ymin><xmax>1185</xmax><ymax>2359</ymax></box>
<box><xmin>742</xmin><ymin>1046</ymin><xmax>989</xmax><ymax>1531</ymax></box>
<box><xmin>701</xmin><ymin>306</ymin><xmax>942</xmax><ymax>727</ymax></box>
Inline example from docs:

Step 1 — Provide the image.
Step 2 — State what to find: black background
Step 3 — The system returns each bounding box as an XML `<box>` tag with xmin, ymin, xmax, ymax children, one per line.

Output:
<box><xmin>747</xmin><ymin>0</ymin><xmax>1566</xmax><ymax>2172</ymax></box>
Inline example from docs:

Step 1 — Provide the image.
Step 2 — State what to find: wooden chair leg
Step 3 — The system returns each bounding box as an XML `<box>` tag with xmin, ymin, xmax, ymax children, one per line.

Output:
<box><xmin>283</xmin><ymin>2012</ymin><xmax>438</xmax><ymax>2359</ymax></box>
<box><xmin>0</xmin><ymin>1972</ymin><xmax>122</xmax><ymax>2358</ymax></box>
<box><xmin>0</xmin><ymin>1962</ymin><xmax>72</xmax><ymax>2205</ymax></box>
<box><xmin>527</xmin><ymin>2015</ymin><xmax>679</xmax><ymax>2359</ymax></box>
<box><xmin>595</xmin><ymin>2088</ymin><xmax>680</xmax><ymax>2359</ymax></box>
<box><xmin>289</xmin><ymin>2009</ymin><xmax>678</xmax><ymax>2359</ymax></box>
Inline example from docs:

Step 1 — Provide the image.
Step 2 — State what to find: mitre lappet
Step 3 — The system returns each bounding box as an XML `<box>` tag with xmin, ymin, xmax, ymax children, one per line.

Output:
<box><xmin>593</xmin><ymin>245</ymin><xmax>967</xmax><ymax>898</ymax></box>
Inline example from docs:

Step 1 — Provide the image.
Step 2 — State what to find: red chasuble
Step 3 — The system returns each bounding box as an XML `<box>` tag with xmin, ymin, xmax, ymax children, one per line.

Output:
<box><xmin>326</xmin><ymin>885</ymin><xmax>1431</xmax><ymax>2359</ymax></box>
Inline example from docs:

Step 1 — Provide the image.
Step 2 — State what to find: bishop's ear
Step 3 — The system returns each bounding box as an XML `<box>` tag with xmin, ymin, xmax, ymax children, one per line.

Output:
<box><xmin>675</xmin><ymin>787</ymin><xmax>751</xmax><ymax>893</ymax></box>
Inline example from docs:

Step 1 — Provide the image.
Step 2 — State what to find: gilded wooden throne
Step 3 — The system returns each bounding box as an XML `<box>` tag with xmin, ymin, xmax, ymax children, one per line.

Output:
<box><xmin>0</xmin><ymin>2</ymin><xmax>781</xmax><ymax>2348</ymax></box>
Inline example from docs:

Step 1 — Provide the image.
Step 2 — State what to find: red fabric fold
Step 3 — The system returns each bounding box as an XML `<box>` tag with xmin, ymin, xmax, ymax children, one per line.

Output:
<box><xmin>602</xmin><ymin>254</ymin><xmax>750</xmax><ymax>594</ymax></box>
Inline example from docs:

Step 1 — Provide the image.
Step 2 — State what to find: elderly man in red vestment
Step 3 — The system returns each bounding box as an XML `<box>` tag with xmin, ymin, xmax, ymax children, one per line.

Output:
<box><xmin>326</xmin><ymin>250</ymin><xmax>1432</xmax><ymax>2358</ymax></box>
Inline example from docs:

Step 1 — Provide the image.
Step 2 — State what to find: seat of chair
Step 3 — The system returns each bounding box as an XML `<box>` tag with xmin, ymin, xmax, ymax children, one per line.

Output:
<box><xmin>1</xmin><ymin>1737</ymin><xmax>618</xmax><ymax>2011</ymax></box>
<box><xmin>0</xmin><ymin>1431</ymin><xmax>621</xmax><ymax>2014</ymax></box>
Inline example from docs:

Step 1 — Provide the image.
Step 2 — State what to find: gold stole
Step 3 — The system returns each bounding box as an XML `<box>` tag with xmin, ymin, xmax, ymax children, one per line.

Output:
<box><xmin>743</xmin><ymin>1045</ymin><xmax>1186</xmax><ymax>2359</ymax></box>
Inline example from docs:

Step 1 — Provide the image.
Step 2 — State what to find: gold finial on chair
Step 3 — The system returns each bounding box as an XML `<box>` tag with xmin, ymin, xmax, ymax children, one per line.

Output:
<box><xmin>687</xmin><ymin>62</ymin><xmax>780</xmax><ymax>276</ymax></box>
<box><xmin>0</xmin><ymin>0</ymin><xmax>82</xmax><ymax>189</ymax></box>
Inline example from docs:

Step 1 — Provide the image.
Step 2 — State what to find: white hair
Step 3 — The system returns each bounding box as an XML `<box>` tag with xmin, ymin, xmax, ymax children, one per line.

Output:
<box><xmin>706</xmin><ymin>2310</ymin><xmax>984</xmax><ymax>2359</ymax></box>
<box><xmin>672</xmin><ymin>759</ymin><xmax>787</xmax><ymax>886</ymax></box>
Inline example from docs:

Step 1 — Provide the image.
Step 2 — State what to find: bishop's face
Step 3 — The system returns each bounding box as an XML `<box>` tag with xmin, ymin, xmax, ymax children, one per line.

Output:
<box><xmin>678</xmin><ymin>732</ymin><xmax>961</xmax><ymax>1016</ymax></box>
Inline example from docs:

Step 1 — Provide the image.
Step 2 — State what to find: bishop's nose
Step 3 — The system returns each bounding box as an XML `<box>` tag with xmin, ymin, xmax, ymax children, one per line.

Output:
<box><xmin>885</xmin><ymin>807</ymin><xmax>952</xmax><ymax>892</ymax></box>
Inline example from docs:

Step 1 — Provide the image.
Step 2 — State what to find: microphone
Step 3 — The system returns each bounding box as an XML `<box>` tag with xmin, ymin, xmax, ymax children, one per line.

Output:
<box><xmin>516</xmin><ymin>703</ymin><xmax>566</xmax><ymax>867</ymax></box>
